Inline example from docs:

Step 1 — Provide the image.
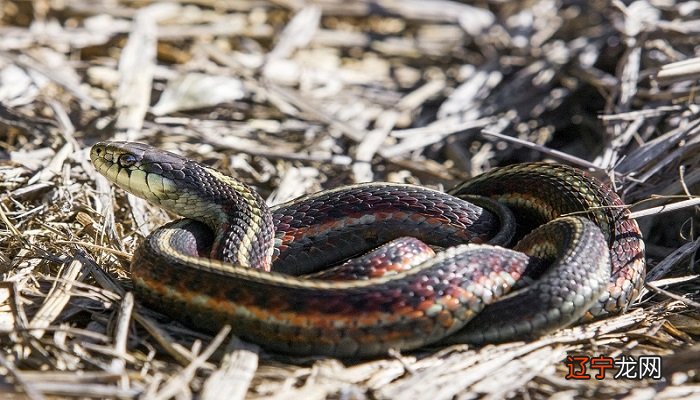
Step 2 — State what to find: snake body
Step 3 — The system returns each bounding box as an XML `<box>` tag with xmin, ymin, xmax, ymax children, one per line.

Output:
<box><xmin>91</xmin><ymin>141</ymin><xmax>645</xmax><ymax>357</ymax></box>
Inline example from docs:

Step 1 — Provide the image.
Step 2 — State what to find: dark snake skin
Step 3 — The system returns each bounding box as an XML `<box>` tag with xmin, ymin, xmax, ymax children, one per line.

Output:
<box><xmin>90</xmin><ymin>142</ymin><xmax>645</xmax><ymax>357</ymax></box>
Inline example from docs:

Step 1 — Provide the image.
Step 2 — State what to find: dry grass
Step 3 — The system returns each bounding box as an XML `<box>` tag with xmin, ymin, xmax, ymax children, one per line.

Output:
<box><xmin>1</xmin><ymin>0</ymin><xmax>699</xmax><ymax>398</ymax></box>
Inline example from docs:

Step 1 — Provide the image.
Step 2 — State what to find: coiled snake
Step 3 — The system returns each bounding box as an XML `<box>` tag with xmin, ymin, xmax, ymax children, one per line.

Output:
<box><xmin>91</xmin><ymin>141</ymin><xmax>645</xmax><ymax>357</ymax></box>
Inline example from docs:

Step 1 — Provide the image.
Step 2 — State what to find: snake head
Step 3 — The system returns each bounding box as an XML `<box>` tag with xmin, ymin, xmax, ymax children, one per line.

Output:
<box><xmin>91</xmin><ymin>141</ymin><xmax>275</xmax><ymax>269</ymax></box>
<box><xmin>92</xmin><ymin>141</ymin><xmax>186</xmax><ymax>201</ymax></box>
<box><xmin>91</xmin><ymin>141</ymin><xmax>233</xmax><ymax>226</ymax></box>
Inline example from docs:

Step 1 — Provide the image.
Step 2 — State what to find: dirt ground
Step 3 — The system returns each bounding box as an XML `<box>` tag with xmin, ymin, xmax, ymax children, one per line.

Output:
<box><xmin>1</xmin><ymin>1</ymin><xmax>699</xmax><ymax>399</ymax></box>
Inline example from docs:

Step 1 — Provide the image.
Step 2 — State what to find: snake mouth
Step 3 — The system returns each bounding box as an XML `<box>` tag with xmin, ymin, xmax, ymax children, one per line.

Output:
<box><xmin>91</xmin><ymin>142</ymin><xmax>140</xmax><ymax>190</ymax></box>
<box><xmin>90</xmin><ymin>141</ymin><xmax>202</xmax><ymax>217</ymax></box>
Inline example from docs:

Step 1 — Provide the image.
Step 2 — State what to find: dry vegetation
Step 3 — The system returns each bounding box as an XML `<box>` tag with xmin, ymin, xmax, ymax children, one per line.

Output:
<box><xmin>0</xmin><ymin>0</ymin><xmax>699</xmax><ymax>398</ymax></box>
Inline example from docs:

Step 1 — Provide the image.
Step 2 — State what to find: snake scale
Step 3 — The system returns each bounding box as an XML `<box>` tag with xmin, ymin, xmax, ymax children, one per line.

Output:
<box><xmin>91</xmin><ymin>141</ymin><xmax>645</xmax><ymax>358</ymax></box>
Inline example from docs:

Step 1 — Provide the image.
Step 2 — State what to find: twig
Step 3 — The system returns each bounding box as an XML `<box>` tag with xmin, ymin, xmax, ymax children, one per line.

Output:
<box><xmin>152</xmin><ymin>326</ymin><xmax>232</xmax><ymax>400</ymax></box>
<box><xmin>627</xmin><ymin>197</ymin><xmax>700</xmax><ymax>219</ymax></box>
<box><xmin>479</xmin><ymin>128</ymin><xmax>604</xmax><ymax>171</ymax></box>
<box><xmin>0</xmin><ymin>354</ymin><xmax>44</xmax><ymax>400</ymax></box>
<box><xmin>645</xmin><ymin>283</ymin><xmax>700</xmax><ymax>310</ymax></box>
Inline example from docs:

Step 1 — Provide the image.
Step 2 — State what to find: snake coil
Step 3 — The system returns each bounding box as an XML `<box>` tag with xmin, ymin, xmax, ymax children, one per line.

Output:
<box><xmin>91</xmin><ymin>142</ymin><xmax>645</xmax><ymax>357</ymax></box>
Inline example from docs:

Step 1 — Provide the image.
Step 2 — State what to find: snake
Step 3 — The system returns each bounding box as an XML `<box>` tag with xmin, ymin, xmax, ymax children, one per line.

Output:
<box><xmin>90</xmin><ymin>141</ymin><xmax>645</xmax><ymax>358</ymax></box>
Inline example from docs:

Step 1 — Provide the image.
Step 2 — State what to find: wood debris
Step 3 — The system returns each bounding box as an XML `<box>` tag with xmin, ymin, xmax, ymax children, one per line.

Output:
<box><xmin>1</xmin><ymin>0</ymin><xmax>699</xmax><ymax>398</ymax></box>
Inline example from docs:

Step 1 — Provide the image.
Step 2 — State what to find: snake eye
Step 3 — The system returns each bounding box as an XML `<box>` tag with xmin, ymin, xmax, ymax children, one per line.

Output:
<box><xmin>118</xmin><ymin>154</ymin><xmax>137</xmax><ymax>168</ymax></box>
